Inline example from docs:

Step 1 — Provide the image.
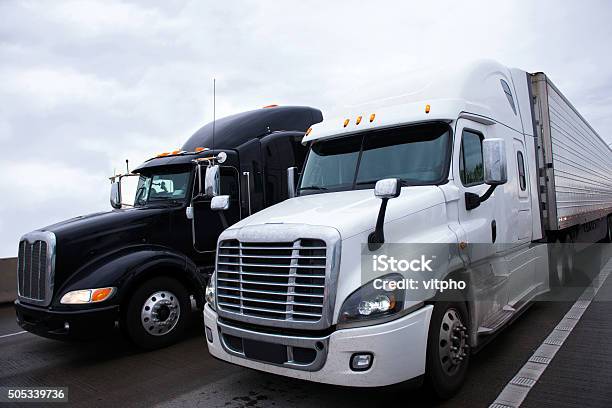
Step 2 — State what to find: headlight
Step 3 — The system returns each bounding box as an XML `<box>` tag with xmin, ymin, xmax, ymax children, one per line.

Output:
<box><xmin>60</xmin><ymin>287</ymin><xmax>116</xmax><ymax>304</ymax></box>
<box><xmin>338</xmin><ymin>273</ymin><xmax>405</xmax><ymax>328</ymax></box>
<box><xmin>205</xmin><ymin>272</ymin><xmax>216</xmax><ymax>310</ymax></box>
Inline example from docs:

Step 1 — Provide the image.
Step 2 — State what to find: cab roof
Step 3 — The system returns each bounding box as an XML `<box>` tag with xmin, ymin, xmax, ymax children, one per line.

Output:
<box><xmin>134</xmin><ymin>105</ymin><xmax>322</xmax><ymax>172</ymax></box>
<box><xmin>303</xmin><ymin>60</ymin><xmax>528</xmax><ymax>144</ymax></box>
<box><xmin>182</xmin><ymin>105</ymin><xmax>322</xmax><ymax>151</ymax></box>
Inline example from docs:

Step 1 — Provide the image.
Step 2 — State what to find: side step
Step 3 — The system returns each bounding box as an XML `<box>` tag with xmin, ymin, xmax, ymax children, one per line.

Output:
<box><xmin>478</xmin><ymin>305</ymin><xmax>516</xmax><ymax>334</ymax></box>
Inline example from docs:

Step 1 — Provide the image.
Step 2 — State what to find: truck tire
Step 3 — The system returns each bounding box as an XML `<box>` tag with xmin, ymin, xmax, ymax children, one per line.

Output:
<box><xmin>425</xmin><ymin>301</ymin><xmax>470</xmax><ymax>399</ymax></box>
<box><xmin>124</xmin><ymin>277</ymin><xmax>192</xmax><ymax>350</ymax></box>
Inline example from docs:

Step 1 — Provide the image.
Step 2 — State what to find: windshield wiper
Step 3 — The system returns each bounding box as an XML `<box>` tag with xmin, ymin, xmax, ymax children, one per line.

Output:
<box><xmin>146</xmin><ymin>198</ymin><xmax>184</xmax><ymax>206</ymax></box>
<box><xmin>297</xmin><ymin>185</ymin><xmax>329</xmax><ymax>192</ymax></box>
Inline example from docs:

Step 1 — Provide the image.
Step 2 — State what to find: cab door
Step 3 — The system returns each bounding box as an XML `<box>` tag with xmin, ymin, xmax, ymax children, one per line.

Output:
<box><xmin>192</xmin><ymin>166</ymin><xmax>241</xmax><ymax>254</ymax></box>
<box><xmin>454</xmin><ymin>119</ymin><xmax>508</xmax><ymax>327</ymax></box>
<box><xmin>455</xmin><ymin>120</ymin><xmax>498</xmax><ymax>246</ymax></box>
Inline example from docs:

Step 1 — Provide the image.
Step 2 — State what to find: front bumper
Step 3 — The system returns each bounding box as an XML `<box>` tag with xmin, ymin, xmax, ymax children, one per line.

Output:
<box><xmin>15</xmin><ymin>300</ymin><xmax>120</xmax><ymax>340</ymax></box>
<box><xmin>203</xmin><ymin>304</ymin><xmax>433</xmax><ymax>387</ymax></box>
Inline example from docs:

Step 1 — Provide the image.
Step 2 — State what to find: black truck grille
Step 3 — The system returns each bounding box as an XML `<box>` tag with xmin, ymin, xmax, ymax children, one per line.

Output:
<box><xmin>216</xmin><ymin>239</ymin><xmax>327</xmax><ymax>322</ymax></box>
<box><xmin>18</xmin><ymin>240</ymin><xmax>49</xmax><ymax>302</ymax></box>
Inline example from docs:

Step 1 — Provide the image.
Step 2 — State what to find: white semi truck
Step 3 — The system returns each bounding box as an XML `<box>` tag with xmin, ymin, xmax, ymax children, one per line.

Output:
<box><xmin>202</xmin><ymin>60</ymin><xmax>612</xmax><ymax>397</ymax></box>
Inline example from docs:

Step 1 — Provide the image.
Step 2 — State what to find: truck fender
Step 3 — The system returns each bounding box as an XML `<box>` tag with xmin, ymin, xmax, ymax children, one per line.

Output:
<box><xmin>55</xmin><ymin>245</ymin><xmax>204</xmax><ymax>308</ymax></box>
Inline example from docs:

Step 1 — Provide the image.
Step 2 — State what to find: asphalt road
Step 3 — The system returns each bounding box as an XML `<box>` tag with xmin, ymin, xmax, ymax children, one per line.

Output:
<box><xmin>0</xmin><ymin>246</ymin><xmax>610</xmax><ymax>408</ymax></box>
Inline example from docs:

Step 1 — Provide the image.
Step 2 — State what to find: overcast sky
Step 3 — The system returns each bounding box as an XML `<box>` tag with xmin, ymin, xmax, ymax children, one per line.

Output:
<box><xmin>1</xmin><ymin>0</ymin><xmax>611</xmax><ymax>258</ymax></box>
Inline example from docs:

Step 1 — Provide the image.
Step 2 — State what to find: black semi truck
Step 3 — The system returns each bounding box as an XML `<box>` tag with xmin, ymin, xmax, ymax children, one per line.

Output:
<box><xmin>15</xmin><ymin>105</ymin><xmax>322</xmax><ymax>349</ymax></box>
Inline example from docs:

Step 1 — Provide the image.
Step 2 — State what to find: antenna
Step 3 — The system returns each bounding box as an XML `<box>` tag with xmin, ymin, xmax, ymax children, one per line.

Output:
<box><xmin>125</xmin><ymin>159</ymin><xmax>129</xmax><ymax>174</ymax></box>
<box><xmin>212</xmin><ymin>78</ymin><xmax>216</xmax><ymax>158</ymax></box>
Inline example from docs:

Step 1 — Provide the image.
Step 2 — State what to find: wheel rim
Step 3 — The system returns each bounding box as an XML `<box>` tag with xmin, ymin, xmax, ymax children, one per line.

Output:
<box><xmin>141</xmin><ymin>290</ymin><xmax>181</xmax><ymax>336</ymax></box>
<box><xmin>438</xmin><ymin>308</ymin><xmax>469</xmax><ymax>376</ymax></box>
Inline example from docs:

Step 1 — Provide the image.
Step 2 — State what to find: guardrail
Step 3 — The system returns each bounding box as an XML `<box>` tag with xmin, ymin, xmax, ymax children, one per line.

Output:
<box><xmin>0</xmin><ymin>258</ymin><xmax>17</xmax><ymax>304</ymax></box>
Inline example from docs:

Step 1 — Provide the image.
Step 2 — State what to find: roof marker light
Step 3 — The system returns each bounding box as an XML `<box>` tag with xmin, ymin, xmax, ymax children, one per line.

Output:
<box><xmin>263</xmin><ymin>104</ymin><xmax>278</xmax><ymax>108</ymax></box>
<box><xmin>343</xmin><ymin>119</ymin><xmax>350</xmax><ymax>128</ymax></box>
<box><xmin>425</xmin><ymin>104</ymin><xmax>431</xmax><ymax>114</ymax></box>
<box><xmin>171</xmin><ymin>150</ymin><xmax>182</xmax><ymax>155</ymax></box>
<box><xmin>157</xmin><ymin>152</ymin><xmax>170</xmax><ymax>157</ymax></box>
<box><xmin>369</xmin><ymin>113</ymin><xmax>376</xmax><ymax>122</ymax></box>
<box><xmin>305</xmin><ymin>127</ymin><xmax>313</xmax><ymax>136</ymax></box>
<box><xmin>194</xmin><ymin>147</ymin><xmax>207</xmax><ymax>152</ymax></box>
<box><xmin>356</xmin><ymin>115</ymin><xmax>362</xmax><ymax>125</ymax></box>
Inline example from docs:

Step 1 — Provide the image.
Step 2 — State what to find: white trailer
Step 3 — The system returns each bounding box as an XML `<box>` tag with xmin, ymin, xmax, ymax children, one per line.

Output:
<box><xmin>202</xmin><ymin>60</ymin><xmax>612</xmax><ymax>398</ymax></box>
<box><xmin>531</xmin><ymin>73</ymin><xmax>612</xmax><ymax>232</ymax></box>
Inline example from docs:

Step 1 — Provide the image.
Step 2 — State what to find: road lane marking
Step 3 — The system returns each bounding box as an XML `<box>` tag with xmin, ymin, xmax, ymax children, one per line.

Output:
<box><xmin>489</xmin><ymin>260</ymin><xmax>612</xmax><ymax>408</ymax></box>
<box><xmin>0</xmin><ymin>331</ymin><xmax>27</xmax><ymax>339</ymax></box>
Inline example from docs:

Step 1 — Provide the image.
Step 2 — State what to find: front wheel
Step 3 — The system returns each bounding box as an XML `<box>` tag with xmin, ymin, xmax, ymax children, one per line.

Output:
<box><xmin>124</xmin><ymin>277</ymin><xmax>192</xmax><ymax>350</ymax></box>
<box><xmin>425</xmin><ymin>302</ymin><xmax>470</xmax><ymax>399</ymax></box>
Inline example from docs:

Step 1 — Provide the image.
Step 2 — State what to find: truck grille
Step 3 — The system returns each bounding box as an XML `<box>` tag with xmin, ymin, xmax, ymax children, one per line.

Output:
<box><xmin>216</xmin><ymin>239</ymin><xmax>327</xmax><ymax>322</ymax></box>
<box><xmin>17</xmin><ymin>240</ymin><xmax>49</xmax><ymax>302</ymax></box>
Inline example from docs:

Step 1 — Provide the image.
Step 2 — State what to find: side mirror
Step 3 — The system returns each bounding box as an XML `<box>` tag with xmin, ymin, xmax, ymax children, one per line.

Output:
<box><xmin>204</xmin><ymin>165</ymin><xmax>220</xmax><ymax>197</ymax></box>
<box><xmin>211</xmin><ymin>195</ymin><xmax>230</xmax><ymax>211</ymax></box>
<box><xmin>369</xmin><ymin>178</ymin><xmax>401</xmax><ymax>251</ymax></box>
<box><xmin>483</xmin><ymin>138</ymin><xmax>508</xmax><ymax>186</ymax></box>
<box><xmin>110</xmin><ymin>181</ymin><xmax>122</xmax><ymax>209</ymax></box>
<box><xmin>186</xmin><ymin>205</ymin><xmax>194</xmax><ymax>220</ymax></box>
<box><xmin>465</xmin><ymin>139</ymin><xmax>507</xmax><ymax>211</ymax></box>
<box><xmin>287</xmin><ymin>167</ymin><xmax>297</xmax><ymax>198</ymax></box>
<box><xmin>374</xmin><ymin>178</ymin><xmax>401</xmax><ymax>199</ymax></box>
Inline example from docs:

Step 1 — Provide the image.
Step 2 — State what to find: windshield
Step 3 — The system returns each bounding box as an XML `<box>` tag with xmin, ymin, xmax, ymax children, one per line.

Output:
<box><xmin>134</xmin><ymin>170</ymin><xmax>191</xmax><ymax>206</ymax></box>
<box><xmin>298</xmin><ymin>122</ymin><xmax>451</xmax><ymax>194</ymax></box>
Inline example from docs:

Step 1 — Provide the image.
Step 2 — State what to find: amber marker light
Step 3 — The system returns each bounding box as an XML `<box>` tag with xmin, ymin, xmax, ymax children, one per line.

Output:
<box><xmin>425</xmin><ymin>104</ymin><xmax>431</xmax><ymax>114</ymax></box>
<box><xmin>369</xmin><ymin>113</ymin><xmax>376</xmax><ymax>122</ymax></box>
<box><xmin>91</xmin><ymin>287</ymin><xmax>115</xmax><ymax>302</ymax></box>
<box><xmin>356</xmin><ymin>115</ymin><xmax>363</xmax><ymax>125</ymax></box>
<box><xmin>343</xmin><ymin>118</ymin><xmax>350</xmax><ymax>127</ymax></box>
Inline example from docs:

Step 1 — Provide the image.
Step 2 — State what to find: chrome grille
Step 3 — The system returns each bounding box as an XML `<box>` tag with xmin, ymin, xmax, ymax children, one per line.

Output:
<box><xmin>216</xmin><ymin>239</ymin><xmax>327</xmax><ymax>322</ymax></box>
<box><xmin>17</xmin><ymin>231</ymin><xmax>55</xmax><ymax>306</ymax></box>
<box><xmin>18</xmin><ymin>240</ymin><xmax>48</xmax><ymax>301</ymax></box>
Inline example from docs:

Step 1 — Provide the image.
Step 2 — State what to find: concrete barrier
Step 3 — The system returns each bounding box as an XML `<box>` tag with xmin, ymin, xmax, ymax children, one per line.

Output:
<box><xmin>0</xmin><ymin>257</ymin><xmax>17</xmax><ymax>304</ymax></box>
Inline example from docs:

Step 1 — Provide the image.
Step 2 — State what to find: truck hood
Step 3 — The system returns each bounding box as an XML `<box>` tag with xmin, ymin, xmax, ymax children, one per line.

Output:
<box><xmin>230</xmin><ymin>186</ymin><xmax>447</xmax><ymax>239</ymax></box>
<box><xmin>41</xmin><ymin>207</ymin><xmax>168</xmax><ymax>243</ymax></box>
<box><xmin>37</xmin><ymin>206</ymin><xmax>172</xmax><ymax>285</ymax></box>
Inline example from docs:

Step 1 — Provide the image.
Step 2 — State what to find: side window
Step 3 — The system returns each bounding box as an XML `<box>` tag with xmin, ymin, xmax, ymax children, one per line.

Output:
<box><xmin>517</xmin><ymin>151</ymin><xmax>526</xmax><ymax>191</ymax></box>
<box><xmin>459</xmin><ymin>130</ymin><xmax>484</xmax><ymax>186</ymax></box>
<box><xmin>500</xmin><ymin>79</ymin><xmax>517</xmax><ymax>115</ymax></box>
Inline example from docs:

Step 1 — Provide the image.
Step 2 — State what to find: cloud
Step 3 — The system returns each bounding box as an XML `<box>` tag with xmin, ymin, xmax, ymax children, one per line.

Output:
<box><xmin>1</xmin><ymin>0</ymin><xmax>611</xmax><ymax>257</ymax></box>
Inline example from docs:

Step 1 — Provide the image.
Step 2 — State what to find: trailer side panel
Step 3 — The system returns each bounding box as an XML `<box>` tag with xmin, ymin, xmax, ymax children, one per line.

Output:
<box><xmin>531</xmin><ymin>73</ymin><xmax>612</xmax><ymax>231</ymax></box>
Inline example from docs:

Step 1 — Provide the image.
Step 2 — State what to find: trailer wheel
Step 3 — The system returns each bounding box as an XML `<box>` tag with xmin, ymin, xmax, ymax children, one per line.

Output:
<box><xmin>549</xmin><ymin>238</ymin><xmax>566</xmax><ymax>287</ymax></box>
<box><xmin>563</xmin><ymin>234</ymin><xmax>575</xmax><ymax>282</ymax></box>
<box><xmin>124</xmin><ymin>277</ymin><xmax>192</xmax><ymax>350</ymax></box>
<box><xmin>425</xmin><ymin>302</ymin><xmax>470</xmax><ymax>399</ymax></box>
